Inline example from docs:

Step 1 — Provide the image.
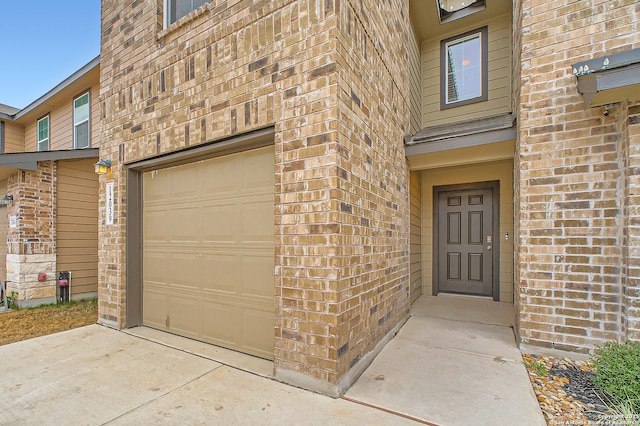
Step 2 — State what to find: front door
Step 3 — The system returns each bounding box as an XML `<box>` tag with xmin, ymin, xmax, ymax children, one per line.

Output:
<box><xmin>435</xmin><ymin>182</ymin><xmax>498</xmax><ymax>299</ymax></box>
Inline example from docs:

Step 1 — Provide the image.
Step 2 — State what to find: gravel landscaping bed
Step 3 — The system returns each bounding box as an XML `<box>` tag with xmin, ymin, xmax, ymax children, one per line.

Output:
<box><xmin>522</xmin><ymin>353</ymin><xmax>640</xmax><ymax>426</ymax></box>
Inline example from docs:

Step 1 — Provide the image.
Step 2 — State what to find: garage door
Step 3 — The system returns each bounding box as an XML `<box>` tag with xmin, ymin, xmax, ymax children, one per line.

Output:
<box><xmin>142</xmin><ymin>146</ymin><xmax>275</xmax><ymax>360</ymax></box>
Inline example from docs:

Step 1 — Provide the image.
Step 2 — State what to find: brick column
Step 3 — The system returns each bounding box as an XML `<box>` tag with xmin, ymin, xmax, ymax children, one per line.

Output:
<box><xmin>6</xmin><ymin>162</ymin><xmax>57</xmax><ymax>306</ymax></box>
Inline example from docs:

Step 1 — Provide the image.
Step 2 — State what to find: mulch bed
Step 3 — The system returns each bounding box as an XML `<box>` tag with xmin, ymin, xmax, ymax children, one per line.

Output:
<box><xmin>0</xmin><ymin>299</ymin><xmax>98</xmax><ymax>346</ymax></box>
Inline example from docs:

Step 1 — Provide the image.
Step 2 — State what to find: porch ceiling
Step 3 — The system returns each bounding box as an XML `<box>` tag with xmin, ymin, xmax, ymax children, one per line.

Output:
<box><xmin>407</xmin><ymin>139</ymin><xmax>514</xmax><ymax>171</ymax></box>
<box><xmin>410</xmin><ymin>0</ymin><xmax>511</xmax><ymax>42</ymax></box>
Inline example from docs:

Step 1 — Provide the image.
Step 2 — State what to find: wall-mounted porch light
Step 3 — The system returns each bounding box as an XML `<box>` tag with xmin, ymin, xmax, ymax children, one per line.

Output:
<box><xmin>0</xmin><ymin>195</ymin><xmax>13</xmax><ymax>207</ymax></box>
<box><xmin>94</xmin><ymin>159</ymin><xmax>112</xmax><ymax>175</ymax></box>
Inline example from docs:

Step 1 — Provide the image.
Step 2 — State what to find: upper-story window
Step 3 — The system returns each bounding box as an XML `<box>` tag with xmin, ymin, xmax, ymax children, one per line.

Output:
<box><xmin>73</xmin><ymin>92</ymin><xmax>90</xmax><ymax>149</ymax></box>
<box><xmin>166</xmin><ymin>0</ymin><xmax>208</xmax><ymax>26</ymax></box>
<box><xmin>37</xmin><ymin>115</ymin><xmax>50</xmax><ymax>151</ymax></box>
<box><xmin>440</xmin><ymin>27</ymin><xmax>488</xmax><ymax>109</ymax></box>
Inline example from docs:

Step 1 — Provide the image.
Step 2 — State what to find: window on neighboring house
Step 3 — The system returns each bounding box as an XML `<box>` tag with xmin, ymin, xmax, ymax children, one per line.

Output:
<box><xmin>37</xmin><ymin>115</ymin><xmax>50</xmax><ymax>151</ymax></box>
<box><xmin>166</xmin><ymin>0</ymin><xmax>208</xmax><ymax>26</ymax></box>
<box><xmin>440</xmin><ymin>27</ymin><xmax>488</xmax><ymax>109</ymax></box>
<box><xmin>73</xmin><ymin>92</ymin><xmax>90</xmax><ymax>149</ymax></box>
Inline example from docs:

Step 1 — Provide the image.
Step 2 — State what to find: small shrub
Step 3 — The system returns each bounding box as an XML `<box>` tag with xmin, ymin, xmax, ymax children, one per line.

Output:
<box><xmin>7</xmin><ymin>291</ymin><xmax>18</xmax><ymax>310</ymax></box>
<box><xmin>524</xmin><ymin>358</ymin><xmax>549</xmax><ymax>377</ymax></box>
<box><xmin>592</xmin><ymin>341</ymin><xmax>640</xmax><ymax>414</ymax></box>
<box><xmin>594</xmin><ymin>396</ymin><xmax>640</xmax><ymax>426</ymax></box>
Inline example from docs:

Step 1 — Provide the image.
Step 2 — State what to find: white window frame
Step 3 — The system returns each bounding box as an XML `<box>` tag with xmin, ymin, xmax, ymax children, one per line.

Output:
<box><xmin>73</xmin><ymin>92</ymin><xmax>90</xmax><ymax>149</ymax></box>
<box><xmin>440</xmin><ymin>27</ymin><xmax>488</xmax><ymax>109</ymax></box>
<box><xmin>37</xmin><ymin>115</ymin><xmax>50</xmax><ymax>151</ymax></box>
<box><xmin>165</xmin><ymin>0</ymin><xmax>209</xmax><ymax>27</ymax></box>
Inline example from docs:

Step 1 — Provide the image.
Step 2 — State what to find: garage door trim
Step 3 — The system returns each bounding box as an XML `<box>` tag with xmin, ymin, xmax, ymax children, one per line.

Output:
<box><xmin>125</xmin><ymin>126</ymin><xmax>275</xmax><ymax>328</ymax></box>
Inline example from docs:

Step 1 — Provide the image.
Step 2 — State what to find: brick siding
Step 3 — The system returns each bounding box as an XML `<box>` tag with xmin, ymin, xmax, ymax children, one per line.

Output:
<box><xmin>99</xmin><ymin>0</ymin><xmax>411</xmax><ymax>393</ymax></box>
<box><xmin>516</xmin><ymin>0</ymin><xmax>640</xmax><ymax>352</ymax></box>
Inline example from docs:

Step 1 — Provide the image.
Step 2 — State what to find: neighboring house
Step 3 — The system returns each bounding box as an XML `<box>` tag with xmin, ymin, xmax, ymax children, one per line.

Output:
<box><xmin>95</xmin><ymin>0</ymin><xmax>640</xmax><ymax>396</ymax></box>
<box><xmin>0</xmin><ymin>58</ymin><xmax>100</xmax><ymax>307</ymax></box>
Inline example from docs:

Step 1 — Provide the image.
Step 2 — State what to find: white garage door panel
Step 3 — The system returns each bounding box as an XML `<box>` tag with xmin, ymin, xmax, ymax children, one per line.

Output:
<box><xmin>144</xmin><ymin>250</ymin><xmax>169</xmax><ymax>283</ymax></box>
<box><xmin>243</xmin><ymin>255</ymin><xmax>276</xmax><ymax>297</ymax></box>
<box><xmin>143</xmin><ymin>210</ymin><xmax>168</xmax><ymax>242</ymax></box>
<box><xmin>202</xmin><ymin>302</ymin><xmax>241</xmax><ymax>344</ymax></box>
<box><xmin>243</xmin><ymin>199</ymin><xmax>276</xmax><ymax>242</ymax></box>
<box><xmin>169</xmin><ymin>207</ymin><xmax>202</xmax><ymax>242</ymax></box>
<box><xmin>169</xmin><ymin>252</ymin><xmax>203</xmax><ymax>286</ymax></box>
<box><xmin>202</xmin><ymin>254</ymin><xmax>242</xmax><ymax>292</ymax></box>
<box><xmin>242</xmin><ymin>308</ymin><xmax>275</xmax><ymax>356</ymax></box>
<box><xmin>202</xmin><ymin>204</ymin><xmax>239</xmax><ymax>242</ymax></box>
<box><xmin>242</xmin><ymin>148</ymin><xmax>274</xmax><ymax>187</ymax></box>
<box><xmin>167</xmin><ymin>296</ymin><xmax>204</xmax><ymax>337</ymax></box>
<box><xmin>168</xmin><ymin>166</ymin><xmax>201</xmax><ymax>198</ymax></box>
<box><xmin>143</xmin><ymin>286</ymin><xmax>170</xmax><ymax>329</ymax></box>
<box><xmin>143</xmin><ymin>146</ymin><xmax>275</xmax><ymax>360</ymax></box>
<box><xmin>201</xmin><ymin>159</ymin><xmax>236</xmax><ymax>193</ymax></box>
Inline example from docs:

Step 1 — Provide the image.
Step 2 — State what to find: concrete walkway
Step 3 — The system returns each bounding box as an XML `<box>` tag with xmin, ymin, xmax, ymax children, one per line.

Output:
<box><xmin>345</xmin><ymin>295</ymin><xmax>546</xmax><ymax>425</ymax></box>
<box><xmin>0</xmin><ymin>295</ymin><xmax>544</xmax><ymax>425</ymax></box>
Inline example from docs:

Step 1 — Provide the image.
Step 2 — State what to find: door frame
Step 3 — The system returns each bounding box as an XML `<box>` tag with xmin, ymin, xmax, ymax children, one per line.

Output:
<box><xmin>432</xmin><ymin>180</ymin><xmax>500</xmax><ymax>301</ymax></box>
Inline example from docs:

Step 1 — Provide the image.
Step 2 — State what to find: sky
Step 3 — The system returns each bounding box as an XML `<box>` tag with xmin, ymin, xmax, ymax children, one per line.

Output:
<box><xmin>0</xmin><ymin>1</ymin><xmax>101</xmax><ymax>110</ymax></box>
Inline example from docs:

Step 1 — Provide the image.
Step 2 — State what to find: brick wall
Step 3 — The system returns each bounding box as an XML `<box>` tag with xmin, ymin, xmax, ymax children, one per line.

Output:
<box><xmin>517</xmin><ymin>0</ymin><xmax>640</xmax><ymax>352</ymax></box>
<box><xmin>331</xmin><ymin>0</ymin><xmax>411</xmax><ymax>381</ymax></box>
<box><xmin>99</xmin><ymin>0</ymin><xmax>410</xmax><ymax>394</ymax></box>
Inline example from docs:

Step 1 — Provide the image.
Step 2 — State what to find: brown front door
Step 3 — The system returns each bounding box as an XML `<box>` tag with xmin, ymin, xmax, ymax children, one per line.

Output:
<box><xmin>435</xmin><ymin>182</ymin><xmax>498</xmax><ymax>299</ymax></box>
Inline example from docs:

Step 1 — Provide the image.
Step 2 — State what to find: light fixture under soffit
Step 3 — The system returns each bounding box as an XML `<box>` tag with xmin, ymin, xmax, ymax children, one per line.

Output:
<box><xmin>94</xmin><ymin>159</ymin><xmax>112</xmax><ymax>175</ymax></box>
<box><xmin>0</xmin><ymin>195</ymin><xmax>13</xmax><ymax>207</ymax></box>
<box><xmin>437</xmin><ymin>0</ymin><xmax>486</xmax><ymax>24</ymax></box>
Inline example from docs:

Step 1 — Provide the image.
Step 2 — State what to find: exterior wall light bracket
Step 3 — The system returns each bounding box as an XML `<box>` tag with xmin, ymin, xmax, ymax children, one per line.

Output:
<box><xmin>94</xmin><ymin>159</ymin><xmax>112</xmax><ymax>175</ymax></box>
<box><xmin>0</xmin><ymin>195</ymin><xmax>13</xmax><ymax>207</ymax></box>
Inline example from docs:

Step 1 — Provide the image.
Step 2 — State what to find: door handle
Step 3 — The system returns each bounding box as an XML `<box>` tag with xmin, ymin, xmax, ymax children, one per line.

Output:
<box><xmin>487</xmin><ymin>245</ymin><xmax>492</xmax><ymax>251</ymax></box>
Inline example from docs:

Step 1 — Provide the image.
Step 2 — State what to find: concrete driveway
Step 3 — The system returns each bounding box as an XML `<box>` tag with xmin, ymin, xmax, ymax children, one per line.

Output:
<box><xmin>0</xmin><ymin>295</ymin><xmax>544</xmax><ymax>425</ymax></box>
<box><xmin>0</xmin><ymin>325</ymin><xmax>413</xmax><ymax>426</ymax></box>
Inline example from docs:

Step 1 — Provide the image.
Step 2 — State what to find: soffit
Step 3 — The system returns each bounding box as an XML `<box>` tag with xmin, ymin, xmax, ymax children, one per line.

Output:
<box><xmin>408</xmin><ymin>139</ymin><xmax>514</xmax><ymax>171</ymax></box>
<box><xmin>410</xmin><ymin>0</ymin><xmax>511</xmax><ymax>42</ymax></box>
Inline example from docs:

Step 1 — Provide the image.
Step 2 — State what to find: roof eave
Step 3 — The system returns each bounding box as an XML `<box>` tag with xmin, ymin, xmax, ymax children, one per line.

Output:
<box><xmin>13</xmin><ymin>56</ymin><xmax>101</xmax><ymax>120</ymax></box>
<box><xmin>0</xmin><ymin>148</ymin><xmax>99</xmax><ymax>170</ymax></box>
